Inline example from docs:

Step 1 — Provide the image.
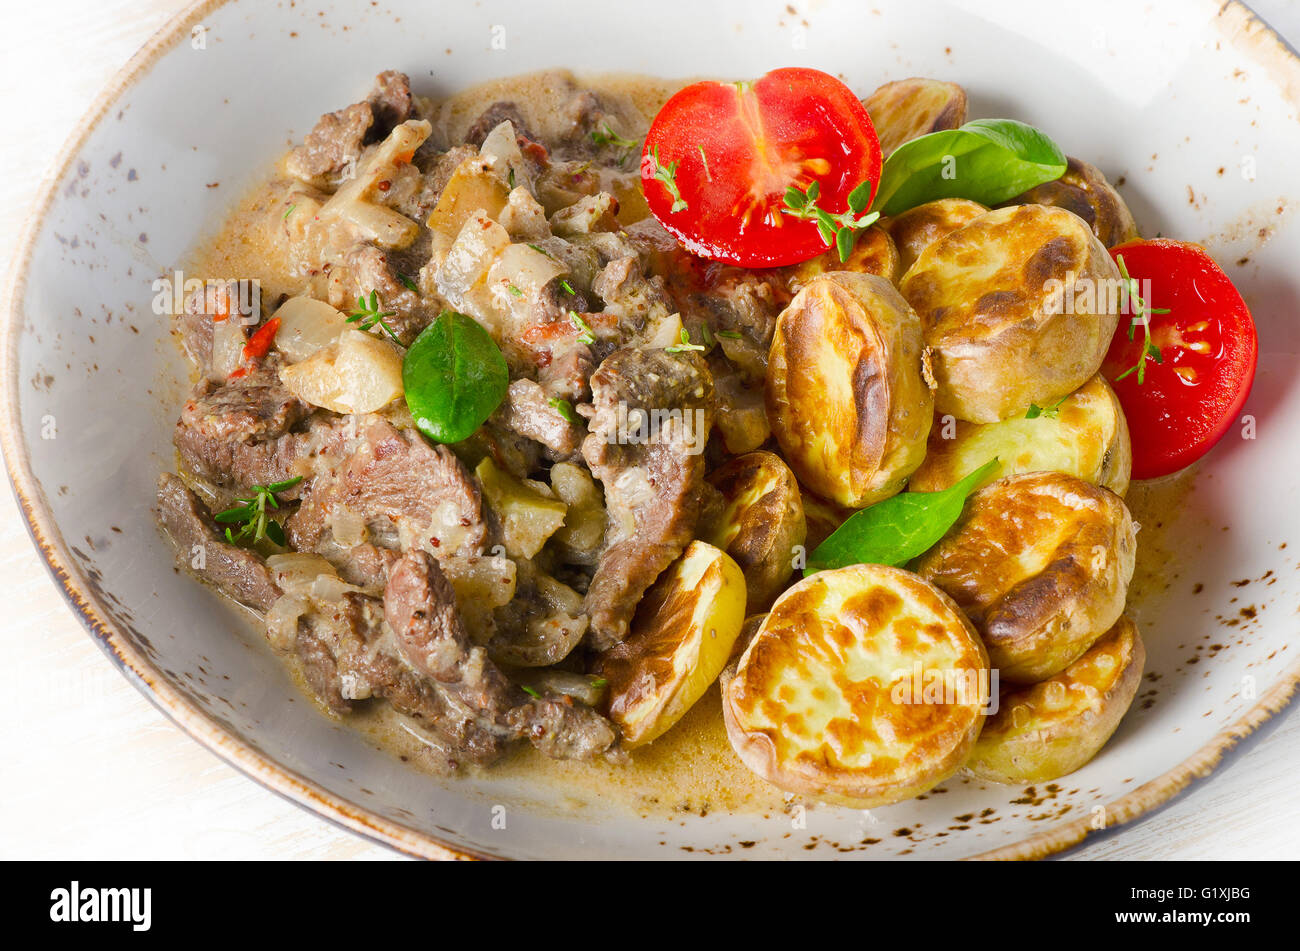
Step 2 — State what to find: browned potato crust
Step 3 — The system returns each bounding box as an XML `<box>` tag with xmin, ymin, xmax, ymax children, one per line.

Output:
<box><xmin>783</xmin><ymin>225</ymin><xmax>901</xmax><ymax>289</ymax></box>
<box><xmin>863</xmin><ymin>78</ymin><xmax>968</xmax><ymax>156</ymax></box>
<box><xmin>900</xmin><ymin>204</ymin><xmax>1122</xmax><ymax>423</ymax></box>
<box><xmin>704</xmin><ymin>451</ymin><xmax>807</xmax><ymax>613</ymax></box>
<box><xmin>722</xmin><ymin>564</ymin><xmax>988</xmax><ymax>807</ymax></box>
<box><xmin>1004</xmin><ymin>157</ymin><xmax>1140</xmax><ymax>249</ymax></box>
<box><xmin>967</xmin><ymin>616</ymin><xmax>1145</xmax><ymax>783</ymax></box>
<box><xmin>801</xmin><ymin>490</ymin><xmax>850</xmax><ymax>551</ymax></box>
<box><xmin>767</xmin><ymin>272</ymin><xmax>933</xmax><ymax>508</ymax></box>
<box><xmin>910</xmin><ymin>374</ymin><xmax>1132</xmax><ymax>497</ymax></box>
<box><xmin>914</xmin><ymin>471</ymin><xmax>1136</xmax><ymax>683</ymax></box>
<box><xmin>883</xmin><ymin>198</ymin><xmax>988</xmax><ymax>275</ymax></box>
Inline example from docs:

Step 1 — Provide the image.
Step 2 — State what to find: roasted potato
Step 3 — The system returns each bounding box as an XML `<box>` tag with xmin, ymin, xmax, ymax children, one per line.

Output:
<box><xmin>1004</xmin><ymin>156</ymin><xmax>1140</xmax><ymax>249</ymax></box>
<box><xmin>722</xmin><ymin>564</ymin><xmax>988</xmax><ymax>807</ymax></box>
<box><xmin>863</xmin><ymin>78</ymin><xmax>968</xmax><ymax>156</ymax></box>
<box><xmin>910</xmin><ymin>374</ymin><xmax>1132</xmax><ymax>496</ymax></box>
<box><xmin>767</xmin><ymin>272</ymin><xmax>933</xmax><ymax>508</ymax></box>
<box><xmin>800</xmin><ymin>490</ymin><xmax>849</xmax><ymax>552</ymax></box>
<box><xmin>279</xmin><ymin>328</ymin><xmax>404</xmax><ymax>414</ymax></box>
<box><xmin>900</xmin><ymin>204</ymin><xmax>1122</xmax><ymax>423</ymax></box>
<box><xmin>783</xmin><ymin>225</ymin><xmax>901</xmax><ymax>290</ymax></box>
<box><xmin>474</xmin><ymin>458</ymin><xmax>568</xmax><ymax>560</ymax></box>
<box><xmin>883</xmin><ymin>198</ymin><xmax>987</xmax><ymax>275</ymax></box>
<box><xmin>596</xmin><ymin>541</ymin><xmax>747</xmax><ymax>748</ymax></box>
<box><xmin>967</xmin><ymin>615</ymin><xmax>1145</xmax><ymax>783</ymax></box>
<box><xmin>703</xmin><ymin>451</ymin><xmax>807</xmax><ymax>613</ymax></box>
<box><xmin>915</xmin><ymin>471</ymin><xmax>1137</xmax><ymax>684</ymax></box>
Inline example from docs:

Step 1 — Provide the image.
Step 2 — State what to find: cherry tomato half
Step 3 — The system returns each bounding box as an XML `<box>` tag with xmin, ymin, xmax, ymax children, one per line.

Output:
<box><xmin>1101</xmin><ymin>239</ymin><xmax>1258</xmax><ymax>480</ymax></box>
<box><xmin>641</xmin><ymin>67</ymin><xmax>882</xmax><ymax>268</ymax></box>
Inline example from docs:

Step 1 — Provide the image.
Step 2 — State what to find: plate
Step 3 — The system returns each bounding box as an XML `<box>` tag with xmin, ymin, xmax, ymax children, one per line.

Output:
<box><xmin>4</xmin><ymin>0</ymin><xmax>1299</xmax><ymax>859</ymax></box>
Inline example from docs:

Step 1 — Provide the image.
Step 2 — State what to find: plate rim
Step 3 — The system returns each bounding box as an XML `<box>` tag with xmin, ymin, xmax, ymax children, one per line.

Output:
<box><xmin>3</xmin><ymin>0</ymin><xmax>1297</xmax><ymax>861</ymax></box>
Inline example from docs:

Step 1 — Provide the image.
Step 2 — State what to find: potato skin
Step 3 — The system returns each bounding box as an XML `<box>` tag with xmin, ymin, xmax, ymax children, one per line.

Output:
<box><xmin>722</xmin><ymin>564</ymin><xmax>988</xmax><ymax>808</ymax></box>
<box><xmin>914</xmin><ymin>471</ymin><xmax>1136</xmax><ymax>683</ymax></box>
<box><xmin>967</xmin><ymin>615</ymin><xmax>1145</xmax><ymax>783</ymax></box>
<box><xmin>863</xmin><ymin>78</ymin><xmax>968</xmax><ymax>156</ymax></box>
<box><xmin>910</xmin><ymin>374</ymin><xmax>1132</xmax><ymax>497</ymax></box>
<box><xmin>766</xmin><ymin>272</ymin><xmax>933</xmax><ymax>508</ymax></box>
<box><xmin>900</xmin><ymin>204</ymin><xmax>1122</xmax><ymax>423</ymax></box>
<box><xmin>704</xmin><ymin>451</ymin><xmax>807</xmax><ymax>614</ymax></box>
<box><xmin>1004</xmin><ymin>157</ymin><xmax>1139</xmax><ymax>249</ymax></box>
<box><xmin>883</xmin><ymin>198</ymin><xmax>988</xmax><ymax>275</ymax></box>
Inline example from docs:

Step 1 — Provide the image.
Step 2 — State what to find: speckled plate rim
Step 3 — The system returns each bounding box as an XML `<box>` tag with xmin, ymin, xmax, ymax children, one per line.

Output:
<box><xmin>3</xmin><ymin>0</ymin><xmax>1299</xmax><ymax>862</ymax></box>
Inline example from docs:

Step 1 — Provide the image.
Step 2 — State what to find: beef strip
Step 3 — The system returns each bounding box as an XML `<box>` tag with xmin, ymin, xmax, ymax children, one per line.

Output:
<box><xmin>287</xmin><ymin>71</ymin><xmax>414</xmax><ymax>182</ymax></box>
<box><xmin>492</xmin><ymin>378</ymin><xmax>584</xmax><ymax>460</ymax></box>
<box><xmin>157</xmin><ymin>473</ymin><xmax>349</xmax><ymax>713</ymax></box>
<box><xmin>286</xmin><ymin>417</ymin><xmax>488</xmax><ymax>559</ymax></box>
<box><xmin>367</xmin><ymin>70</ymin><xmax>413</xmax><ymax>136</ymax></box>
<box><xmin>580</xmin><ymin>348</ymin><xmax>714</xmax><ymax>649</ymax></box>
<box><xmin>385</xmin><ymin>552</ymin><xmax>615</xmax><ymax>760</ymax></box>
<box><xmin>173</xmin><ymin>364</ymin><xmax>311</xmax><ymax>493</ymax></box>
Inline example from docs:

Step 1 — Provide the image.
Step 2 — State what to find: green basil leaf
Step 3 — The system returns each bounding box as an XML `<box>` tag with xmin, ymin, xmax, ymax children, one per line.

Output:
<box><xmin>804</xmin><ymin>458</ymin><xmax>1000</xmax><ymax>574</ymax></box>
<box><xmin>403</xmin><ymin>311</ymin><xmax>509</xmax><ymax>444</ymax></box>
<box><xmin>871</xmin><ymin>119</ymin><xmax>1067</xmax><ymax>216</ymax></box>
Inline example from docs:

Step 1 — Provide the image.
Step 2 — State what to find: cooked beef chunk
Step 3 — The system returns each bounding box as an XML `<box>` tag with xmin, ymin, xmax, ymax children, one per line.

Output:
<box><xmin>339</xmin><ymin>242</ymin><xmax>433</xmax><ymax>342</ymax></box>
<box><xmin>157</xmin><ymin>473</ymin><xmax>281</xmax><ymax>611</ymax></box>
<box><xmin>287</xmin><ymin>71</ymin><xmax>414</xmax><ymax>182</ymax></box>
<box><xmin>335</xmin><ymin>542</ymin><xmax>399</xmax><ymax>590</ymax></box>
<box><xmin>492</xmin><ymin>378</ymin><xmax>584</xmax><ymax>459</ymax></box>
<box><xmin>294</xmin><ymin>621</ymin><xmax>352</xmax><ymax>714</ymax></box>
<box><xmin>173</xmin><ymin>365</ymin><xmax>310</xmax><ymax>492</ymax></box>
<box><xmin>489</xmin><ymin>561</ymin><xmax>588</xmax><ymax>667</ymax></box>
<box><xmin>580</xmin><ymin>348</ymin><xmax>714</xmax><ymax>649</ymax></box>
<box><xmin>177</xmin><ymin>279</ymin><xmax>257</xmax><ymax>379</ymax></box>
<box><xmin>287</xmin><ymin>418</ymin><xmax>488</xmax><ymax>558</ymax></box>
<box><xmin>591</xmin><ymin>256</ymin><xmax>674</xmax><ymax>341</ymax></box>
<box><xmin>464</xmin><ymin>101</ymin><xmax>535</xmax><ymax>148</ymax></box>
<box><xmin>386</xmin><ymin>552</ymin><xmax>615</xmax><ymax>759</ymax></box>
<box><xmin>367</xmin><ymin>70</ymin><xmax>413</xmax><ymax>137</ymax></box>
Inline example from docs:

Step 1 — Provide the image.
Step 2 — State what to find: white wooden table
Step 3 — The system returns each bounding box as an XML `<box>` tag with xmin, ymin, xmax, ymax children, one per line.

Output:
<box><xmin>2</xmin><ymin>0</ymin><xmax>1297</xmax><ymax>860</ymax></box>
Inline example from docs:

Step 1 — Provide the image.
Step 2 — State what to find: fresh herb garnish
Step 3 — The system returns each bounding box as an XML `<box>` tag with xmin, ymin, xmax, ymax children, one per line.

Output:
<box><xmin>506</xmin><ymin>283</ymin><xmax>524</xmax><ymax>298</ymax></box>
<box><xmin>397</xmin><ymin>272</ymin><xmax>420</xmax><ymax>295</ymax></box>
<box><xmin>520</xmin><ymin>685</ymin><xmax>541</xmax><ymax>698</ymax></box>
<box><xmin>348</xmin><ymin>290</ymin><xmax>402</xmax><ymax>345</ymax></box>
<box><xmin>1025</xmin><ymin>394</ymin><xmax>1069</xmax><ymax>419</ymax></box>
<box><xmin>569</xmin><ymin>310</ymin><xmax>596</xmax><ymax>345</ymax></box>
<box><xmin>781</xmin><ymin>179</ymin><xmax>879</xmax><ymax>263</ymax></box>
<box><xmin>402</xmin><ymin>311</ymin><xmax>509</xmax><ymax>444</ymax></box>
<box><xmin>1113</xmin><ymin>253</ymin><xmax>1170</xmax><ymax>385</ymax></box>
<box><xmin>716</xmin><ymin>329</ymin><xmax>743</xmax><ymax>339</ymax></box>
<box><xmin>648</xmin><ymin>146</ymin><xmax>688</xmax><ymax>213</ymax></box>
<box><xmin>214</xmin><ymin>477</ymin><xmax>302</xmax><ymax>548</ymax></box>
<box><xmin>665</xmin><ymin>327</ymin><xmax>707</xmax><ymax>354</ymax></box>
<box><xmin>589</xmin><ymin>677</ymin><xmax>608</xmax><ymax>690</ymax></box>
<box><xmin>870</xmin><ymin>119</ymin><xmax>1067</xmax><ymax>216</ymax></box>
<box><xmin>804</xmin><ymin>459</ymin><xmax>999</xmax><ymax>574</ymax></box>
<box><xmin>282</xmin><ymin>203</ymin><xmax>297</xmax><ymax>220</ymax></box>
<box><xmin>507</xmin><ymin>166</ymin><xmax>516</xmax><ymax>190</ymax></box>
<box><xmin>697</xmin><ymin>145</ymin><xmax>712</xmax><ymax>182</ymax></box>
<box><xmin>549</xmin><ymin>397</ymin><xmax>580</xmax><ymax>424</ymax></box>
<box><xmin>591</xmin><ymin>123</ymin><xmax>638</xmax><ymax>150</ymax></box>
<box><xmin>560</xmin><ymin>280</ymin><xmax>575</xmax><ymax>296</ymax></box>
<box><xmin>527</xmin><ymin>243</ymin><xmax>554</xmax><ymax>259</ymax></box>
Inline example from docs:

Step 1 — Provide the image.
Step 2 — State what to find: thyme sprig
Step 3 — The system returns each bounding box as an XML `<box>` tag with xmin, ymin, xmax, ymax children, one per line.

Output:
<box><xmin>781</xmin><ymin>179</ymin><xmax>879</xmax><ymax>262</ymax></box>
<box><xmin>569</xmin><ymin>310</ymin><xmax>596</xmax><ymax>345</ymax></box>
<box><xmin>348</xmin><ymin>290</ymin><xmax>402</xmax><ymax>345</ymax></box>
<box><xmin>214</xmin><ymin>477</ymin><xmax>302</xmax><ymax>547</ymax></box>
<box><xmin>665</xmin><ymin>327</ymin><xmax>707</xmax><ymax>354</ymax></box>
<box><xmin>1113</xmin><ymin>254</ymin><xmax>1170</xmax><ymax>385</ymax></box>
<box><xmin>647</xmin><ymin>146</ymin><xmax>688</xmax><ymax>213</ymax></box>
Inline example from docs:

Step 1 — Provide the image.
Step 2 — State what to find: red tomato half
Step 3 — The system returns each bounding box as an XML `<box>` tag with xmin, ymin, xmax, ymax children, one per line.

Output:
<box><xmin>641</xmin><ymin>68</ymin><xmax>882</xmax><ymax>267</ymax></box>
<box><xmin>1102</xmin><ymin>239</ymin><xmax>1257</xmax><ymax>480</ymax></box>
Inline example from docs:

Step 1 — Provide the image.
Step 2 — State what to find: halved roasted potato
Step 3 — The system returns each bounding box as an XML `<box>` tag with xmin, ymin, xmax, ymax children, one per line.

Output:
<box><xmin>910</xmin><ymin>374</ymin><xmax>1132</xmax><ymax>496</ymax></box>
<box><xmin>883</xmin><ymin>198</ymin><xmax>987</xmax><ymax>275</ymax></box>
<box><xmin>596</xmin><ymin>541</ymin><xmax>747</xmax><ymax>748</ymax></box>
<box><xmin>915</xmin><ymin>471</ymin><xmax>1137</xmax><ymax>683</ymax></box>
<box><xmin>863</xmin><ymin>78</ymin><xmax>968</xmax><ymax>156</ymax></box>
<box><xmin>967</xmin><ymin>615</ymin><xmax>1145</xmax><ymax>783</ymax></box>
<box><xmin>783</xmin><ymin>225</ymin><xmax>901</xmax><ymax>290</ymax></box>
<box><xmin>1004</xmin><ymin>157</ymin><xmax>1140</xmax><ymax>249</ymax></box>
<box><xmin>899</xmin><ymin>204</ymin><xmax>1122</xmax><ymax>423</ymax></box>
<box><xmin>703</xmin><ymin>451</ymin><xmax>807</xmax><ymax>613</ymax></box>
<box><xmin>767</xmin><ymin>272</ymin><xmax>933</xmax><ymax>508</ymax></box>
<box><xmin>800</xmin><ymin>490</ymin><xmax>849</xmax><ymax>552</ymax></box>
<box><xmin>722</xmin><ymin>564</ymin><xmax>988</xmax><ymax>808</ymax></box>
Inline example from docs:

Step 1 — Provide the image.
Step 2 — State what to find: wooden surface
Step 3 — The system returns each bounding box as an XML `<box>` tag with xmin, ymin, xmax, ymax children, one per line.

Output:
<box><xmin>2</xmin><ymin>0</ymin><xmax>1297</xmax><ymax>860</ymax></box>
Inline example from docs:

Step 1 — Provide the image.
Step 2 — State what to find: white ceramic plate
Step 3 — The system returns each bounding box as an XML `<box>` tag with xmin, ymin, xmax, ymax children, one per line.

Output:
<box><xmin>5</xmin><ymin>0</ymin><xmax>1300</xmax><ymax>859</ymax></box>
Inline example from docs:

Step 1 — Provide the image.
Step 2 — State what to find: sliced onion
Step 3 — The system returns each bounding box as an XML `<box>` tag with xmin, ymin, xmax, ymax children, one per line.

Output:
<box><xmin>265</xmin><ymin>594</ymin><xmax>309</xmax><ymax>651</ymax></box>
<box><xmin>273</xmin><ymin>296</ymin><xmax>349</xmax><ymax>363</ymax></box>
<box><xmin>267</xmin><ymin>552</ymin><xmax>338</xmax><ymax>597</ymax></box>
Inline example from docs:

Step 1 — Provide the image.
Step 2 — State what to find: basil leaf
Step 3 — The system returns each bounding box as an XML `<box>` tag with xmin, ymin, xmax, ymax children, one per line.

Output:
<box><xmin>804</xmin><ymin>459</ymin><xmax>1000</xmax><ymax>574</ymax></box>
<box><xmin>403</xmin><ymin>311</ymin><xmax>509</xmax><ymax>444</ymax></box>
<box><xmin>871</xmin><ymin>119</ymin><xmax>1067</xmax><ymax>216</ymax></box>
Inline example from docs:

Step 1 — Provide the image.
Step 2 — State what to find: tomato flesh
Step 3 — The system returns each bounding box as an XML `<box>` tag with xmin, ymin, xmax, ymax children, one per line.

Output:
<box><xmin>641</xmin><ymin>68</ymin><xmax>881</xmax><ymax>267</ymax></box>
<box><xmin>1102</xmin><ymin>239</ymin><xmax>1257</xmax><ymax>480</ymax></box>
